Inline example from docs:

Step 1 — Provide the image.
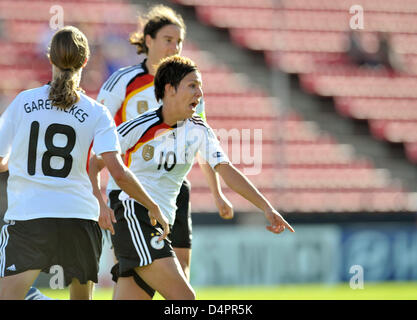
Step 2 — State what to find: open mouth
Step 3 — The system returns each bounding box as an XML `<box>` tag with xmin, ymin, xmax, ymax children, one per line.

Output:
<box><xmin>189</xmin><ymin>101</ymin><xmax>198</xmax><ymax>109</ymax></box>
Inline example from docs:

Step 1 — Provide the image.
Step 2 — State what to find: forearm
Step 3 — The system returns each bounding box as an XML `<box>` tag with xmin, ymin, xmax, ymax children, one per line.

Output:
<box><xmin>197</xmin><ymin>154</ymin><xmax>222</xmax><ymax>198</ymax></box>
<box><xmin>88</xmin><ymin>155</ymin><xmax>106</xmax><ymax>206</ymax></box>
<box><xmin>216</xmin><ymin>163</ymin><xmax>273</xmax><ymax>212</ymax></box>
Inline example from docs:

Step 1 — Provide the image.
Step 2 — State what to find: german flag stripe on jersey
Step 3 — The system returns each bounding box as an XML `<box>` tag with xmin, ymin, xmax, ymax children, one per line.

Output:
<box><xmin>125</xmin><ymin>121</ymin><xmax>174</xmax><ymax>167</ymax></box>
<box><xmin>116</xmin><ymin>73</ymin><xmax>155</xmax><ymax>124</ymax></box>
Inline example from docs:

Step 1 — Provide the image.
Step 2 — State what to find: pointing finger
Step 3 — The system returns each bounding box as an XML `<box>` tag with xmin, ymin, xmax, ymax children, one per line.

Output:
<box><xmin>158</xmin><ymin>224</ymin><xmax>170</xmax><ymax>242</ymax></box>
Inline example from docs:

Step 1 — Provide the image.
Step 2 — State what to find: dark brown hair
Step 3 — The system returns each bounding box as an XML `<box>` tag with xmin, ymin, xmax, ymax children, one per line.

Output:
<box><xmin>129</xmin><ymin>5</ymin><xmax>186</xmax><ymax>55</ymax></box>
<box><xmin>47</xmin><ymin>26</ymin><xmax>90</xmax><ymax>109</ymax></box>
<box><xmin>154</xmin><ymin>55</ymin><xmax>198</xmax><ymax>102</ymax></box>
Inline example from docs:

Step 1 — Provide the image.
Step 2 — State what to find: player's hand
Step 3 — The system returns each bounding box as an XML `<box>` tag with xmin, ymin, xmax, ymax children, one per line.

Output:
<box><xmin>98</xmin><ymin>203</ymin><xmax>117</xmax><ymax>235</ymax></box>
<box><xmin>215</xmin><ymin>194</ymin><xmax>234</xmax><ymax>220</ymax></box>
<box><xmin>264</xmin><ymin>208</ymin><xmax>295</xmax><ymax>234</ymax></box>
<box><xmin>148</xmin><ymin>205</ymin><xmax>170</xmax><ymax>242</ymax></box>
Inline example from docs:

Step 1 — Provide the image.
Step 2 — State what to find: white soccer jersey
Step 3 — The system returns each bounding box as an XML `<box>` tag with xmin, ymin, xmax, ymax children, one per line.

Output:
<box><xmin>96</xmin><ymin>62</ymin><xmax>159</xmax><ymax>124</ymax></box>
<box><xmin>116</xmin><ymin>106</ymin><xmax>229</xmax><ymax>225</ymax></box>
<box><xmin>0</xmin><ymin>85</ymin><xmax>120</xmax><ymax>222</ymax></box>
<box><xmin>97</xmin><ymin>59</ymin><xmax>206</xmax><ymax>193</ymax></box>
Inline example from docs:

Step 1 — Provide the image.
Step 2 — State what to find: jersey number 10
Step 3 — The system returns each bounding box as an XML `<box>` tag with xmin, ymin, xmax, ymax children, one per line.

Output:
<box><xmin>157</xmin><ymin>151</ymin><xmax>177</xmax><ymax>172</ymax></box>
<box><xmin>27</xmin><ymin>121</ymin><xmax>76</xmax><ymax>178</ymax></box>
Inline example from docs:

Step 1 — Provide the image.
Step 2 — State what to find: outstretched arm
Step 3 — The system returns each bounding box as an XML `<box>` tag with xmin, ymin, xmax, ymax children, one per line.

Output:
<box><xmin>88</xmin><ymin>154</ymin><xmax>115</xmax><ymax>234</ymax></box>
<box><xmin>196</xmin><ymin>153</ymin><xmax>233</xmax><ymax>219</ymax></box>
<box><xmin>215</xmin><ymin>162</ymin><xmax>294</xmax><ymax>234</ymax></box>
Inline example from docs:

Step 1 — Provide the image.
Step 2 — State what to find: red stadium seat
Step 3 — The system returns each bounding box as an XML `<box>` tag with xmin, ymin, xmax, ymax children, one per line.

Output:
<box><xmin>0</xmin><ymin>1</ymin><xmax>137</xmax><ymax>24</ymax></box>
<box><xmin>281</xmin><ymin>0</ymin><xmax>417</xmax><ymax>14</ymax></box>
<box><xmin>265</xmin><ymin>51</ymin><xmax>350</xmax><ymax>73</ymax></box>
<box><xmin>195</xmin><ymin>6</ymin><xmax>279</xmax><ymax>30</ymax></box>
<box><xmin>300</xmin><ymin>74</ymin><xmax>417</xmax><ymax>98</ymax></box>
<box><xmin>203</xmin><ymin>94</ymin><xmax>279</xmax><ymax>118</ymax></box>
<box><xmin>170</xmin><ymin>0</ymin><xmax>275</xmax><ymax>9</ymax></box>
<box><xmin>369</xmin><ymin>120</ymin><xmax>417</xmax><ymax>143</ymax></box>
<box><xmin>335</xmin><ymin>97</ymin><xmax>417</xmax><ymax>120</ymax></box>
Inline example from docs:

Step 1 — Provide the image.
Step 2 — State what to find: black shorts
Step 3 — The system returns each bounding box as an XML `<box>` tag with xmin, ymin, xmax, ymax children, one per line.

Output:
<box><xmin>0</xmin><ymin>171</ymin><xmax>8</xmax><ymax>229</ymax></box>
<box><xmin>111</xmin><ymin>199</ymin><xmax>175</xmax><ymax>276</ymax></box>
<box><xmin>170</xmin><ymin>179</ymin><xmax>192</xmax><ymax>248</ymax></box>
<box><xmin>108</xmin><ymin>179</ymin><xmax>192</xmax><ymax>249</ymax></box>
<box><xmin>0</xmin><ymin>218</ymin><xmax>102</xmax><ymax>286</ymax></box>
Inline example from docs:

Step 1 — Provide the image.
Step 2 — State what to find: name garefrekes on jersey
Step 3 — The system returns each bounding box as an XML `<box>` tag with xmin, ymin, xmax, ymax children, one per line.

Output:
<box><xmin>23</xmin><ymin>98</ymin><xmax>89</xmax><ymax>123</ymax></box>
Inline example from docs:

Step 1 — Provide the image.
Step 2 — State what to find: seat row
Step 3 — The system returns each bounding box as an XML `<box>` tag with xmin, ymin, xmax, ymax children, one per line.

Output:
<box><xmin>195</xmin><ymin>6</ymin><xmax>417</xmax><ymax>33</ymax></box>
<box><xmin>173</xmin><ymin>0</ymin><xmax>417</xmax><ymax>13</ymax></box>
<box><xmin>190</xmin><ymin>188</ymin><xmax>417</xmax><ymax>212</ymax></box>
<box><xmin>0</xmin><ymin>0</ymin><xmax>138</xmax><ymax>24</ymax></box>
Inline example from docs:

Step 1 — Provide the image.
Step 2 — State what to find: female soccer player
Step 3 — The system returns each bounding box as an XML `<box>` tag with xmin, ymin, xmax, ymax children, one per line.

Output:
<box><xmin>0</xmin><ymin>26</ymin><xmax>168</xmax><ymax>300</ymax></box>
<box><xmin>95</xmin><ymin>5</ymin><xmax>232</xmax><ymax>299</ymax></box>
<box><xmin>90</xmin><ymin>55</ymin><xmax>294</xmax><ymax>300</ymax></box>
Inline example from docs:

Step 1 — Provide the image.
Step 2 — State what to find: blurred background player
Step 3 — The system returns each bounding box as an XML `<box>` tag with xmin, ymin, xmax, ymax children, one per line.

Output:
<box><xmin>0</xmin><ymin>25</ymin><xmax>169</xmax><ymax>300</ymax></box>
<box><xmin>95</xmin><ymin>4</ymin><xmax>233</xmax><ymax>299</ymax></box>
<box><xmin>90</xmin><ymin>55</ymin><xmax>294</xmax><ymax>300</ymax></box>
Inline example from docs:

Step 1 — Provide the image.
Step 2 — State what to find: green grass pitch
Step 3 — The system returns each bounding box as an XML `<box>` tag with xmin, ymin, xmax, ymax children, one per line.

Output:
<box><xmin>40</xmin><ymin>282</ymin><xmax>417</xmax><ymax>300</ymax></box>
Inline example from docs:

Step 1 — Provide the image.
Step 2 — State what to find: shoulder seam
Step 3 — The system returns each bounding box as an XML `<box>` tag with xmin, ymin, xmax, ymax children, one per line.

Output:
<box><xmin>118</xmin><ymin>111</ymin><xmax>158</xmax><ymax>137</ymax></box>
<box><xmin>189</xmin><ymin>117</ymin><xmax>208</xmax><ymax>128</ymax></box>
<box><xmin>103</xmin><ymin>65</ymin><xmax>143</xmax><ymax>92</ymax></box>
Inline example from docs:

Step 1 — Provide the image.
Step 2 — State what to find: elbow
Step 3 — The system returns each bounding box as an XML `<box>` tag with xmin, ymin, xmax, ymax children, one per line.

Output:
<box><xmin>214</xmin><ymin>162</ymin><xmax>233</xmax><ymax>175</ymax></box>
<box><xmin>109</xmin><ymin>165</ymin><xmax>128</xmax><ymax>186</ymax></box>
<box><xmin>216</xmin><ymin>162</ymin><xmax>240</xmax><ymax>187</ymax></box>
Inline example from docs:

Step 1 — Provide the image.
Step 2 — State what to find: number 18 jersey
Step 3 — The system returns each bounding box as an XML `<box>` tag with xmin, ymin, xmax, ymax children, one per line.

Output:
<box><xmin>0</xmin><ymin>85</ymin><xmax>120</xmax><ymax>222</ymax></box>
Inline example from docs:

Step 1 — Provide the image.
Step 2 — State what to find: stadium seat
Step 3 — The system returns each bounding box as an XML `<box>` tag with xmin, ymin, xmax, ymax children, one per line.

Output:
<box><xmin>0</xmin><ymin>1</ymin><xmax>137</xmax><ymax>24</ymax></box>
<box><xmin>265</xmin><ymin>51</ymin><xmax>350</xmax><ymax>73</ymax></box>
<box><xmin>170</xmin><ymin>0</ymin><xmax>275</xmax><ymax>9</ymax></box>
<box><xmin>195</xmin><ymin>6</ymin><xmax>279</xmax><ymax>30</ymax></box>
<box><xmin>369</xmin><ymin>119</ymin><xmax>417</xmax><ymax>143</ymax></box>
<box><xmin>281</xmin><ymin>0</ymin><xmax>417</xmax><ymax>13</ymax></box>
<box><xmin>334</xmin><ymin>97</ymin><xmax>417</xmax><ymax>120</ymax></box>
<box><xmin>197</xmin><ymin>7</ymin><xmax>417</xmax><ymax>34</ymax></box>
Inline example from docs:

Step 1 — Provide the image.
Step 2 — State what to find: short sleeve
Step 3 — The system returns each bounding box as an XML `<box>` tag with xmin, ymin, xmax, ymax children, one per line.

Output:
<box><xmin>92</xmin><ymin>107</ymin><xmax>121</xmax><ymax>156</ymax></box>
<box><xmin>0</xmin><ymin>94</ymin><xmax>20</xmax><ymax>157</ymax></box>
<box><xmin>197</xmin><ymin>124</ymin><xmax>229</xmax><ymax>169</ymax></box>
<box><xmin>115</xmin><ymin>116</ymin><xmax>143</xmax><ymax>155</ymax></box>
<box><xmin>96</xmin><ymin>87</ymin><xmax>124</xmax><ymax>118</ymax></box>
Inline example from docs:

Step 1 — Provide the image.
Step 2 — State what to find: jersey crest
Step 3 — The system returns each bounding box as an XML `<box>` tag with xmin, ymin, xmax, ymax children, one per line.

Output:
<box><xmin>137</xmin><ymin>100</ymin><xmax>149</xmax><ymax>114</ymax></box>
<box><xmin>142</xmin><ymin>144</ymin><xmax>154</xmax><ymax>161</ymax></box>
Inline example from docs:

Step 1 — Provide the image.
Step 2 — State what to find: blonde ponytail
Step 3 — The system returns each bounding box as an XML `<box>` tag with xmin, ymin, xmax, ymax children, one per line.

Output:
<box><xmin>47</xmin><ymin>26</ymin><xmax>90</xmax><ymax>109</ymax></box>
<box><xmin>49</xmin><ymin>70</ymin><xmax>84</xmax><ymax>109</ymax></box>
